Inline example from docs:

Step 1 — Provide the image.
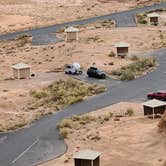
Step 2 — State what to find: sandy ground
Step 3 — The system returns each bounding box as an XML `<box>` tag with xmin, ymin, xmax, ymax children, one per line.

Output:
<box><xmin>40</xmin><ymin>102</ymin><xmax>166</xmax><ymax>166</ymax></box>
<box><xmin>0</xmin><ymin>72</ymin><xmax>66</xmax><ymax>132</ymax></box>
<box><xmin>0</xmin><ymin>0</ymin><xmax>164</xmax><ymax>33</ymax></box>
<box><xmin>0</xmin><ymin>22</ymin><xmax>165</xmax><ymax>131</ymax></box>
<box><xmin>0</xmin><ymin>25</ymin><xmax>165</xmax><ymax>80</ymax></box>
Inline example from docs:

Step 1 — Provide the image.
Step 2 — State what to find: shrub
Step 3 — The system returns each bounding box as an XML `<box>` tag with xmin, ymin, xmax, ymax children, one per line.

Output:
<box><xmin>108</xmin><ymin>51</ymin><xmax>116</xmax><ymax>57</ymax></box>
<box><xmin>103</xmin><ymin>115</ymin><xmax>110</xmax><ymax>121</ymax></box>
<box><xmin>80</xmin><ymin>115</ymin><xmax>95</xmax><ymax>124</ymax></box>
<box><xmin>17</xmin><ymin>34</ymin><xmax>31</xmax><ymax>47</ymax></box>
<box><xmin>111</xmin><ymin>57</ymin><xmax>156</xmax><ymax>80</ymax></box>
<box><xmin>137</xmin><ymin>13</ymin><xmax>147</xmax><ymax>24</ymax></box>
<box><xmin>67</xmin><ymin>96</ymin><xmax>84</xmax><ymax>105</ymax></box>
<box><xmin>126</xmin><ymin>108</ymin><xmax>134</xmax><ymax>116</ymax></box>
<box><xmin>29</xmin><ymin>78</ymin><xmax>106</xmax><ymax>111</ymax></box>
<box><xmin>109</xmin><ymin>112</ymin><xmax>113</xmax><ymax>118</ymax></box>
<box><xmin>108</xmin><ymin>62</ymin><xmax>114</xmax><ymax>65</ymax></box>
<box><xmin>30</xmin><ymin>91</ymin><xmax>48</xmax><ymax>99</ymax></box>
<box><xmin>59</xmin><ymin>128</ymin><xmax>69</xmax><ymax>138</ymax></box>
<box><xmin>58</xmin><ymin>119</ymin><xmax>73</xmax><ymax>129</ymax></box>
<box><xmin>120</xmin><ymin>69</ymin><xmax>135</xmax><ymax>81</ymax></box>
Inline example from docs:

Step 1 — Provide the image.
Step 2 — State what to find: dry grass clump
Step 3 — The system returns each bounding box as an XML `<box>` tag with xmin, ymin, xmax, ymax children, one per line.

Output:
<box><xmin>137</xmin><ymin>13</ymin><xmax>147</xmax><ymax>24</ymax></box>
<box><xmin>58</xmin><ymin>115</ymin><xmax>96</xmax><ymax>138</ymax></box>
<box><xmin>111</xmin><ymin>57</ymin><xmax>156</xmax><ymax>80</ymax></box>
<box><xmin>28</xmin><ymin>78</ymin><xmax>106</xmax><ymax>111</ymax></box>
<box><xmin>58</xmin><ymin>107</ymin><xmax>135</xmax><ymax>139</ymax></box>
<box><xmin>16</xmin><ymin>34</ymin><xmax>32</xmax><ymax>47</ymax></box>
<box><xmin>108</xmin><ymin>51</ymin><xmax>116</xmax><ymax>57</ymax></box>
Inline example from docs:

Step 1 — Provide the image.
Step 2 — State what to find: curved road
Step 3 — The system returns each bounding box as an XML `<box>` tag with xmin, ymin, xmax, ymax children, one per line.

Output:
<box><xmin>0</xmin><ymin>2</ymin><xmax>166</xmax><ymax>45</ymax></box>
<box><xmin>0</xmin><ymin>3</ymin><xmax>166</xmax><ymax>166</ymax></box>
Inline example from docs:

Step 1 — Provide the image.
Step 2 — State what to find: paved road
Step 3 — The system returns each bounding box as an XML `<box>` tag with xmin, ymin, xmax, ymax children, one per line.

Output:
<box><xmin>0</xmin><ymin>48</ymin><xmax>166</xmax><ymax>166</ymax></box>
<box><xmin>0</xmin><ymin>2</ymin><xmax>166</xmax><ymax>45</ymax></box>
<box><xmin>0</xmin><ymin>3</ymin><xmax>166</xmax><ymax>166</ymax></box>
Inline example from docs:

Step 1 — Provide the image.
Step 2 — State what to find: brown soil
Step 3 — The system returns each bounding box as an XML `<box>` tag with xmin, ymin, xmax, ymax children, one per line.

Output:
<box><xmin>40</xmin><ymin>102</ymin><xmax>166</xmax><ymax>166</ymax></box>
<box><xmin>0</xmin><ymin>26</ymin><xmax>165</xmax><ymax>80</ymax></box>
<box><xmin>0</xmin><ymin>72</ymin><xmax>66</xmax><ymax>132</ymax></box>
<box><xmin>0</xmin><ymin>0</ymin><xmax>164</xmax><ymax>34</ymax></box>
<box><xmin>0</xmin><ymin>22</ymin><xmax>165</xmax><ymax>131</ymax></box>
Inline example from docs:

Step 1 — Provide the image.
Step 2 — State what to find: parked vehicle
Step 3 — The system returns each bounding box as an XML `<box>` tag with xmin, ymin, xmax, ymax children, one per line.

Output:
<box><xmin>87</xmin><ymin>67</ymin><xmax>106</xmax><ymax>79</ymax></box>
<box><xmin>65</xmin><ymin>62</ymin><xmax>83</xmax><ymax>75</ymax></box>
<box><xmin>147</xmin><ymin>91</ymin><xmax>166</xmax><ymax>101</ymax></box>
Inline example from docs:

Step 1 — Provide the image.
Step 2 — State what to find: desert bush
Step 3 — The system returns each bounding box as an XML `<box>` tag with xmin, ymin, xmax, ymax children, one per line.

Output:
<box><xmin>59</xmin><ymin>128</ymin><xmax>69</xmax><ymax>138</ymax></box>
<box><xmin>90</xmin><ymin>134</ymin><xmax>101</xmax><ymax>141</ymax></box>
<box><xmin>111</xmin><ymin>57</ymin><xmax>156</xmax><ymax>80</ymax></box>
<box><xmin>17</xmin><ymin>34</ymin><xmax>31</xmax><ymax>47</ymax></box>
<box><xmin>126</xmin><ymin>108</ymin><xmax>134</xmax><ymax>116</ymax></box>
<box><xmin>29</xmin><ymin>78</ymin><xmax>106</xmax><ymax>110</ymax></box>
<box><xmin>103</xmin><ymin>115</ymin><xmax>110</xmax><ymax>121</ymax></box>
<box><xmin>57</xmin><ymin>119</ymin><xmax>73</xmax><ymax>129</ymax></box>
<box><xmin>30</xmin><ymin>91</ymin><xmax>48</xmax><ymax>99</ymax></box>
<box><xmin>120</xmin><ymin>69</ymin><xmax>135</xmax><ymax>81</ymax></box>
<box><xmin>108</xmin><ymin>51</ymin><xmax>116</xmax><ymax>57</ymax></box>
<box><xmin>137</xmin><ymin>13</ymin><xmax>147</xmax><ymax>24</ymax></box>
<box><xmin>108</xmin><ymin>62</ymin><xmax>114</xmax><ymax>65</ymax></box>
<box><xmin>109</xmin><ymin>112</ymin><xmax>113</xmax><ymax>118</ymax></box>
<box><xmin>79</xmin><ymin>115</ymin><xmax>95</xmax><ymax>124</ymax></box>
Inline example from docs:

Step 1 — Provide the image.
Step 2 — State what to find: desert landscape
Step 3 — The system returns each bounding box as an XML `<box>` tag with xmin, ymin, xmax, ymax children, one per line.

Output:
<box><xmin>0</xmin><ymin>0</ymin><xmax>164</xmax><ymax>34</ymax></box>
<box><xmin>0</xmin><ymin>23</ymin><xmax>165</xmax><ymax>131</ymax></box>
<box><xmin>40</xmin><ymin>102</ymin><xmax>166</xmax><ymax>166</ymax></box>
<box><xmin>0</xmin><ymin>0</ymin><xmax>166</xmax><ymax>166</ymax></box>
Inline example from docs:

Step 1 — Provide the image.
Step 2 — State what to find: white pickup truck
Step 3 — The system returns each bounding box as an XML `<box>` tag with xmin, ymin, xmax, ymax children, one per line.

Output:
<box><xmin>65</xmin><ymin>62</ymin><xmax>83</xmax><ymax>75</ymax></box>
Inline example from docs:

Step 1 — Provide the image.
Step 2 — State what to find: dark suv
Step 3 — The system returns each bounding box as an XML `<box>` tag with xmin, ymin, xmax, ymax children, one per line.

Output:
<box><xmin>147</xmin><ymin>91</ymin><xmax>166</xmax><ymax>101</ymax></box>
<box><xmin>87</xmin><ymin>67</ymin><xmax>106</xmax><ymax>79</ymax></box>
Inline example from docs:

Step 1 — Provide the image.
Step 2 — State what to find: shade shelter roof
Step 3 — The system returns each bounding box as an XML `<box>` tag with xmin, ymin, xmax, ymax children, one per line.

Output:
<box><xmin>143</xmin><ymin>99</ymin><xmax>166</xmax><ymax>108</ymax></box>
<box><xmin>12</xmin><ymin>63</ymin><xmax>31</xmax><ymax>70</ymax></box>
<box><xmin>115</xmin><ymin>42</ymin><xmax>130</xmax><ymax>48</ymax></box>
<box><xmin>147</xmin><ymin>12</ymin><xmax>160</xmax><ymax>18</ymax></box>
<box><xmin>73</xmin><ymin>150</ymin><xmax>101</xmax><ymax>160</ymax></box>
<box><xmin>65</xmin><ymin>26</ymin><xmax>79</xmax><ymax>33</ymax></box>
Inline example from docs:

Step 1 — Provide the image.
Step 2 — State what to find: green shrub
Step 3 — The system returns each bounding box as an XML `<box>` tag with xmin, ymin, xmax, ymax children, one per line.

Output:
<box><xmin>120</xmin><ymin>70</ymin><xmax>135</xmax><ymax>81</ymax></box>
<box><xmin>126</xmin><ymin>108</ymin><xmax>134</xmax><ymax>116</ymax></box>
<box><xmin>108</xmin><ymin>62</ymin><xmax>114</xmax><ymax>65</ymax></box>
<box><xmin>80</xmin><ymin>115</ymin><xmax>95</xmax><ymax>124</ymax></box>
<box><xmin>17</xmin><ymin>34</ymin><xmax>31</xmax><ymax>47</ymax></box>
<box><xmin>67</xmin><ymin>96</ymin><xmax>84</xmax><ymax>105</ymax></box>
<box><xmin>29</xmin><ymin>78</ymin><xmax>106</xmax><ymax>111</ymax></box>
<box><xmin>108</xmin><ymin>51</ymin><xmax>116</xmax><ymax>57</ymax></box>
<box><xmin>137</xmin><ymin>13</ymin><xmax>147</xmax><ymax>24</ymax></box>
<box><xmin>30</xmin><ymin>91</ymin><xmax>48</xmax><ymax>99</ymax></box>
<box><xmin>58</xmin><ymin>119</ymin><xmax>73</xmax><ymax>129</ymax></box>
<box><xmin>109</xmin><ymin>112</ymin><xmax>113</xmax><ymax>118</ymax></box>
<box><xmin>111</xmin><ymin>57</ymin><xmax>156</xmax><ymax>81</ymax></box>
<box><xmin>59</xmin><ymin>128</ymin><xmax>69</xmax><ymax>138</ymax></box>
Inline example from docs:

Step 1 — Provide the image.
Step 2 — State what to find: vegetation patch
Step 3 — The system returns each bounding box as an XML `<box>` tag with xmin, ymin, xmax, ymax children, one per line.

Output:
<box><xmin>58</xmin><ymin>107</ymin><xmax>134</xmax><ymax>139</ymax></box>
<box><xmin>16</xmin><ymin>34</ymin><xmax>32</xmax><ymax>47</ymax></box>
<box><xmin>136</xmin><ymin>13</ymin><xmax>147</xmax><ymax>24</ymax></box>
<box><xmin>111</xmin><ymin>57</ymin><xmax>156</xmax><ymax>81</ymax></box>
<box><xmin>28</xmin><ymin>78</ymin><xmax>106</xmax><ymax>111</ymax></box>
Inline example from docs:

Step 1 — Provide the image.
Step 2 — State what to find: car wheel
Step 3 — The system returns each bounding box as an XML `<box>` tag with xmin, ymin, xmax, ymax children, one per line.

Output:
<box><xmin>87</xmin><ymin>74</ymin><xmax>91</xmax><ymax>77</ymax></box>
<box><xmin>101</xmin><ymin>74</ymin><xmax>106</xmax><ymax>79</ymax></box>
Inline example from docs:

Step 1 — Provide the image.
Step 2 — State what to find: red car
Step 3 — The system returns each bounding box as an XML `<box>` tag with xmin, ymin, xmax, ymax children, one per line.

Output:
<box><xmin>147</xmin><ymin>91</ymin><xmax>166</xmax><ymax>101</ymax></box>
